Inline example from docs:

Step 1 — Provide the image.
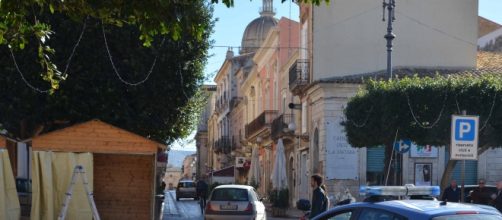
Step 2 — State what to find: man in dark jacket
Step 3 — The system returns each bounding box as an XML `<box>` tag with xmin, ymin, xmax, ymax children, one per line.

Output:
<box><xmin>471</xmin><ymin>179</ymin><xmax>493</xmax><ymax>205</ymax></box>
<box><xmin>493</xmin><ymin>180</ymin><xmax>502</xmax><ymax>212</ymax></box>
<box><xmin>442</xmin><ymin>179</ymin><xmax>460</xmax><ymax>202</ymax></box>
<box><xmin>309</xmin><ymin>174</ymin><xmax>328</xmax><ymax>219</ymax></box>
<box><xmin>196</xmin><ymin>176</ymin><xmax>209</xmax><ymax>213</ymax></box>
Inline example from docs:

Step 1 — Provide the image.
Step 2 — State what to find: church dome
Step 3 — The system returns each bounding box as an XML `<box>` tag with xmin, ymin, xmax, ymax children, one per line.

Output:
<box><xmin>240</xmin><ymin>1</ymin><xmax>278</xmax><ymax>54</ymax></box>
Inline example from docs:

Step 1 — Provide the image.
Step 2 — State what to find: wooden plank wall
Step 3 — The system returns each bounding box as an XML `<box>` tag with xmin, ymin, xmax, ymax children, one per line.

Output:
<box><xmin>94</xmin><ymin>154</ymin><xmax>154</xmax><ymax>220</ymax></box>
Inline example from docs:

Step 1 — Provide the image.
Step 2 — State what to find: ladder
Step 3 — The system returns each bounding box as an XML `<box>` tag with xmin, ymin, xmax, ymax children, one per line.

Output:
<box><xmin>57</xmin><ymin>165</ymin><xmax>101</xmax><ymax>220</ymax></box>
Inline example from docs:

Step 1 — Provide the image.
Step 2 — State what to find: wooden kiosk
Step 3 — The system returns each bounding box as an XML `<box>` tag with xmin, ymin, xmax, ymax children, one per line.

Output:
<box><xmin>30</xmin><ymin>120</ymin><xmax>166</xmax><ymax>220</ymax></box>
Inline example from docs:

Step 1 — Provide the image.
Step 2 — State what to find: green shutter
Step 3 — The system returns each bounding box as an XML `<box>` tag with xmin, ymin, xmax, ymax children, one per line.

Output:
<box><xmin>367</xmin><ymin>146</ymin><xmax>385</xmax><ymax>172</ymax></box>
<box><xmin>445</xmin><ymin>150</ymin><xmax>478</xmax><ymax>185</ymax></box>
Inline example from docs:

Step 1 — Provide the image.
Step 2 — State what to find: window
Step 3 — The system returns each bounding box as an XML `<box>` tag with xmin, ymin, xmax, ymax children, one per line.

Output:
<box><xmin>358</xmin><ymin>209</ymin><xmax>407</xmax><ymax>220</ymax></box>
<box><xmin>322</xmin><ymin>211</ymin><xmax>353</xmax><ymax>220</ymax></box>
<box><xmin>313</xmin><ymin>128</ymin><xmax>319</xmax><ymax>173</ymax></box>
<box><xmin>178</xmin><ymin>182</ymin><xmax>195</xmax><ymax>188</ymax></box>
<box><xmin>301</xmin><ymin>102</ymin><xmax>307</xmax><ymax>133</ymax></box>
<box><xmin>211</xmin><ymin>188</ymin><xmax>249</xmax><ymax>201</ymax></box>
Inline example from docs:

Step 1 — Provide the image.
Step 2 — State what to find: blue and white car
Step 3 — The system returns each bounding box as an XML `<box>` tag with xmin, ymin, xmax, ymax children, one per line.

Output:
<box><xmin>312</xmin><ymin>185</ymin><xmax>502</xmax><ymax>220</ymax></box>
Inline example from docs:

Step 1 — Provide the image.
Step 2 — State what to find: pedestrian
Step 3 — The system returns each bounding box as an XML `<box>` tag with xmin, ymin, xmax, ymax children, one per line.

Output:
<box><xmin>442</xmin><ymin>179</ymin><xmax>460</xmax><ymax>202</ymax></box>
<box><xmin>492</xmin><ymin>180</ymin><xmax>502</xmax><ymax>212</ymax></box>
<box><xmin>471</xmin><ymin>179</ymin><xmax>492</xmax><ymax>205</ymax></box>
<box><xmin>309</xmin><ymin>174</ymin><xmax>328</xmax><ymax>219</ymax></box>
<box><xmin>320</xmin><ymin>184</ymin><xmax>331</xmax><ymax>209</ymax></box>
<box><xmin>196</xmin><ymin>175</ymin><xmax>209</xmax><ymax>213</ymax></box>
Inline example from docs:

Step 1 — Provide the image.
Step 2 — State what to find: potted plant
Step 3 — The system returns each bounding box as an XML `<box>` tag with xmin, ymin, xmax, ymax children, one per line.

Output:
<box><xmin>269</xmin><ymin>188</ymin><xmax>289</xmax><ymax>217</ymax></box>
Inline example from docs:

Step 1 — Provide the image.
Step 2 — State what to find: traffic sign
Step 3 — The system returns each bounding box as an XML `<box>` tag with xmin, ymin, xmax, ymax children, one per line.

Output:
<box><xmin>394</xmin><ymin>140</ymin><xmax>411</xmax><ymax>153</ymax></box>
<box><xmin>451</xmin><ymin>115</ymin><xmax>478</xmax><ymax>160</ymax></box>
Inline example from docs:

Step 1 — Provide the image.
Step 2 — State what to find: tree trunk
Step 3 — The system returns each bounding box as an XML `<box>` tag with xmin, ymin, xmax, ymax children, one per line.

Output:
<box><xmin>383</xmin><ymin>142</ymin><xmax>397</xmax><ymax>185</ymax></box>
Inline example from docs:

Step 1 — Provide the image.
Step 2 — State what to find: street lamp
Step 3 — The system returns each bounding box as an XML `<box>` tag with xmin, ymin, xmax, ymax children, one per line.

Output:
<box><xmin>382</xmin><ymin>0</ymin><xmax>396</xmax><ymax>80</ymax></box>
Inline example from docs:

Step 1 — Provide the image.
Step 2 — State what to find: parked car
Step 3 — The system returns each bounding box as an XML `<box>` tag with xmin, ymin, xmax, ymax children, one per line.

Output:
<box><xmin>204</xmin><ymin>185</ymin><xmax>266</xmax><ymax>220</ymax></box>
<box><xmin>312</xmin><ymin>185</ymin><xmax>502</xmax><ymax>220</ymax></box>
<box><xmin>463</xmin><ymin>184</ymin><xmax>497</xmax><ymax>203</ymax></box>
<box><xmin>311</xmin><ymin>200</ymin><xmax>502</xmax><ymax>220</ymax></box>
<box><xmin>175</xmin><ymin>180</ymin><xmax>197</xmax><ymax>201</ymax></box>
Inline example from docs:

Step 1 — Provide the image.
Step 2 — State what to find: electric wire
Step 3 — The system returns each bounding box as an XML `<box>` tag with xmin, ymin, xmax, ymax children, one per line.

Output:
<box><xmin>9</xmin><ymin>17</ymin><xmax>88</xmax><ymax>93</ymax></box>
<box><xmin>101</xmin><ymin>21</ymin><xmax>165</xmax><ymax>86</ymax></box>
<box><xmin>406</xmin><ymin>91</ymin><xmax>448</xmax><ymax>129</ymax></box>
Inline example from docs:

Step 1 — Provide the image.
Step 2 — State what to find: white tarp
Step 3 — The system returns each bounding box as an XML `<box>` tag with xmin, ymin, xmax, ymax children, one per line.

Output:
<box><xmin>247</xmin><ymin>146</ymin><xmax>261</xmax><ymax>187</ymax></box>
<box><xmin>270</xmin><ymin>139</ymin><xmax>288</xmax><ymax>190</ymax></box>
<box><xmin>31</xmin><ymin>151</ymin><xmax>93</xmax><ymax>220</ymax></box>
<box><xmin>0</xmin><ymin>149</ymin><xmax>21</xmax><ymax>220</ymax></box>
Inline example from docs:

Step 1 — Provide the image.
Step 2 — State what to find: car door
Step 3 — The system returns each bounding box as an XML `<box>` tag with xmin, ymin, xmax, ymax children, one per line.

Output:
<box><xmin>316</xmin><ymin>209</ymin><xmax>355</xmax><ymax>220</ymax></box>
<box><xmin>356</xmin><ymin>208</ymin><xmax>407</xmax><ymax>220</ymax></box>
<box><xmin>252</xmin><ymin>189</ymin><xmax>266</xmax><ymax>220</ymax></box>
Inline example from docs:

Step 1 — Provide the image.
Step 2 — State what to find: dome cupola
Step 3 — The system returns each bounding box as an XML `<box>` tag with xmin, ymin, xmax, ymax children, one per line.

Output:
<box><xmin>240</xmin><ymin>0</ymin><xmax>278</xmax><ymax>54</ymax></box>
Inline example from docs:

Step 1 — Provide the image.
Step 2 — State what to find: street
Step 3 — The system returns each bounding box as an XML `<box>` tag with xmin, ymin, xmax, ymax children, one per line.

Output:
<box><xmin>162</xmin><ymin>190</ymin><xmax>203</xmax><ymax>220</ymax></box>
<box><xmin>161</xmin><ymin>190</ymin><xmax>299</xmax><ymax>220</ymax></box>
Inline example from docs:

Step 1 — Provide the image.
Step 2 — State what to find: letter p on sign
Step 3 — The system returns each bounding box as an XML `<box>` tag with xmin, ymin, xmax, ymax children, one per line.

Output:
<box><xmin>455</xmin><ymin>119</ymin><xmax>475</xmax><ymax>141</ymax></box>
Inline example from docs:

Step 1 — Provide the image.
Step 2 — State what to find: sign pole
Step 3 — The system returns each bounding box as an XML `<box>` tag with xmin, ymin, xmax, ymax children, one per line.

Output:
<box><xmin>451</xmin><ymin>110</ymin><xmax>478</xmax><ymax>203</ymax></box>
<box><xmin>460</xmin><ymin>110</ymin><xmax>466</xmax><ymax>203</ymax></box>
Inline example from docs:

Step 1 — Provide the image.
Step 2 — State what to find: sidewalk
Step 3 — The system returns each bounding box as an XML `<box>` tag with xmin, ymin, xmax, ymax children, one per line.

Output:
<box><xmin>264</xmin><ymin>201</ymin><xmax>305</xmax><ymax>219</ymax></box>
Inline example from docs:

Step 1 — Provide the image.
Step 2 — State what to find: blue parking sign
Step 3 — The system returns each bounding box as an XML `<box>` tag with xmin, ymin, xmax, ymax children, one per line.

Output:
<box><xmin>451</xmin><ymin>115</ymin><xmax>479</xmax><ymax>160</ymax></box>
<box><xmin>454</xmin><ymin>119</ymin><xmax>476</xmax><ymax>141</ymax></box>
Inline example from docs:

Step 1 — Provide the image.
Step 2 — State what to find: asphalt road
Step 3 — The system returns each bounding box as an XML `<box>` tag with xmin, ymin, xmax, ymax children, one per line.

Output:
<box><xmin>162</xmin><ymin>190</ymin><xmax>203</xmax><ymax>220</ymax></box>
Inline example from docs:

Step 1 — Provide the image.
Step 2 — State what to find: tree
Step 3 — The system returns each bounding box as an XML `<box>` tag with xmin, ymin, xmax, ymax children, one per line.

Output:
<box><xmin>0</xmin><ymin>2</ymin><xmax>213</xmax><ymax>144</ymax></box>
<box><xmin>1</xmin><ymin>0</ymin><xmax>216</xmax><ymax>90</ymax></box>
<box><xmin>343</xmin><ymin>74</ymin><xmax>502</xmax><ymax>188</ymax></box>
<box><xmin>0</xmin><ymin>0</ymin><xmax>328</xmax><ymax>90</ymax></box>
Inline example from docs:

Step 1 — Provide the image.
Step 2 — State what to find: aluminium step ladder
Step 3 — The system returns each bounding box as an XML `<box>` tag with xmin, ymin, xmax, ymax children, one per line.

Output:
<box><xmin>57</xmin><ymin>165</ymin><xmax>100</xmax><ymax>220</ymax></box>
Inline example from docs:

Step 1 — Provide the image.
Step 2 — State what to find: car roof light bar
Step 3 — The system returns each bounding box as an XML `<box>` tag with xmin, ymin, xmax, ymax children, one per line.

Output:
<box><xmin>360</xmin><ymin>184</ymin><xmax>440</xmax><ymax>197</ymax></box>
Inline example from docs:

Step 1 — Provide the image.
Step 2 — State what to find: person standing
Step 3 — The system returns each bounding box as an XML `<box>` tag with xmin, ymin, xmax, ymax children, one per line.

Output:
<box><xmin>493</xmin><ymin>180</ymin><xmax>502</xmax><ymax>212</ymax></box>
<box><xmin>309</xmin><ymin>174</ymin><xmax>328</xmax><ymax>219</ymax></box>
<box><xmin>442</xmin><ymin>179</ymin><xmax>460</xmax><ymax>202</ymax></box>
<box><xmin>196</xmin><ymin>176</ymin><xmax>209</xmax><ymax>213</ymax></box>
<box><xmin>471</xmin><ymin>179</ymin><xmax>492</xmax><ymax>205</ymax></box>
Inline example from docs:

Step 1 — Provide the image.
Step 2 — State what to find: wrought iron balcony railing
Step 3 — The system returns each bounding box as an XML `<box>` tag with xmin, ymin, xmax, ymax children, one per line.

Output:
<box><xmin>245</xmin><ymin>110</ymin><xmax>278</xmax><ymax>138</ymax></box>
<box><xmin>289</xmin><ymin>59</ymin><xmax>310</xmax><ymax>95</ymax></box>
<box><xmin>271</xmin><ymin>114</ymin><xmax>294</xmax><ymax>139</ymax></box>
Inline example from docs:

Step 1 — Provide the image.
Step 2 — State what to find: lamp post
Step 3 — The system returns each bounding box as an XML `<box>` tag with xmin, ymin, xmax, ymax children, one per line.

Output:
<box><xmin>382</xmin><ymin>0</ymin><xmax>396</xmax><ymax>80</ymax></box>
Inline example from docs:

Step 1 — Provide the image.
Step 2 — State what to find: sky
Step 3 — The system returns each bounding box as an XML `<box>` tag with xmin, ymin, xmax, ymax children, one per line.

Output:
<box><xmin>171</xmin><ymin>0</ymin><xmax>502</xmax><ymax>151</ymax></box>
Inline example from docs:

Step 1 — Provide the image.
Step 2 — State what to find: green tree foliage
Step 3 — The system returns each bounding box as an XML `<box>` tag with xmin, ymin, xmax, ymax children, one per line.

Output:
<box><xmin>343</xmin><ymin>74</ymin><xmax>502</xmax><ymax>187</ymax></box>
<box><xmin>0</xmin><ymin>2</ymin><xmax>213</xmax><ymax>143</ymax></box>
<box><xmin>0</xmin><ymin>0</ymin><xmax>214</xmax><ymax>90</ymax></box>
<box><xmin>0</xmin><ymin>0</ymin><xmax>328</xmax><ymax>89</ymax></box>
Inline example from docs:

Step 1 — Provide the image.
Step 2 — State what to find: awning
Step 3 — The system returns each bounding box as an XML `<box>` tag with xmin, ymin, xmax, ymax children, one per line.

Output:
<box><xmin>209</xmin><ymin>166</ymin><xmax>235</xmax><ymax>177</ymax></box>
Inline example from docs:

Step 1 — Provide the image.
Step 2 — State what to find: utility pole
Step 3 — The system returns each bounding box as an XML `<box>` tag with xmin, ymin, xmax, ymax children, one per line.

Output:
<box><xmin>383</xmin><ymin>0</ymin><xmax>396</xmax><ymax>80</ymax></box>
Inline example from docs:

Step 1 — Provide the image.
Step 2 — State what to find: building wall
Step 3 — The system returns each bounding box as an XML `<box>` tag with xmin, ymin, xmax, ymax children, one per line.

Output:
<box><xmin>163</xmin><ymin>167</ymin><xmax>182</xmax><ymax>190</ymax></box>
<box><xmin>182</xmin><ymin>155</ymin><xmax>197</xmax><ymax>179</ymax></box>
<box><xmin>305</xmin><ymin>83</ymin><xmax>369</xmax><ymax>199</ymax></box>
<box><xmin>478</xmin><ymin>28</ymin><xmax>502</xmax><ymax>49</ymax></box>
<box><xmin>478</xmin><ymin>148</ymin><xmax>502</xmax><ymax>184</ymax></box>
<box><xmin>312</xmin><ymin>0</ymin><xmax>478</xmax><ymax>79</ymax></box>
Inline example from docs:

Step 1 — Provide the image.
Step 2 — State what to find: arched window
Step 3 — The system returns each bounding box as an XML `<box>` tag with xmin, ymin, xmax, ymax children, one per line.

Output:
<box><xmin>312</xmin><ymin>128</ymin><xmax>319</xmax><ymax>173</ymax></box>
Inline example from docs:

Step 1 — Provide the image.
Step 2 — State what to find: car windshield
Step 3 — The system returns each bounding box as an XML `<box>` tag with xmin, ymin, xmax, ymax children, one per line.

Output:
<box><xmin>178</xmin><ymin>182</ymin><xmax>194</xmax><ymax>188</ymax></box>
<box><xmin>432</xmin><ymin>214</ymin><xmax>502</xmax><ymax>220</ymax></box>
<box><xmin>211</xmin><ymin>188</ymin><xmax>249</xmax><ymax>201</ymax></box>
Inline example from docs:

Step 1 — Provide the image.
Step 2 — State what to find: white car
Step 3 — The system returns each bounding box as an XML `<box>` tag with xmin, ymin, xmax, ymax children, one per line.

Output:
<box><xmin>204</xmin><ymin>185</ymin><xmax>266</xmax><ymax>220</ymax></box>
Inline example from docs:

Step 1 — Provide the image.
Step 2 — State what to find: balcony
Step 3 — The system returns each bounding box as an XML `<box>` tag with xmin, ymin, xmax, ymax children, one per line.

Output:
<box><xmin>289</xmin><ymin>59</ymin><xmax>310</xmax><ymax>95</ymax></box>
<box><xmin>215</xmin><ymin>97</ymin><xmax>228</xmax><ymax>114</ymax></box>
<box><xmin>245</xmin><ymin>110</ymin><xmax>278</xmax><ymax>138</ymax></box>
<box><xmin>214</xmin><ymin>136</ymin><xmax>231</xmax><ymax>154</ymax></box>
<box><xmin>271</xmin><ymin>114</ymin><xmax>294</xmax><ymax>140</ymax></box>
<box><xmin>229</xmin><ymin>97</ymin><xmax>243</xmax><ymax>110</ymax></box>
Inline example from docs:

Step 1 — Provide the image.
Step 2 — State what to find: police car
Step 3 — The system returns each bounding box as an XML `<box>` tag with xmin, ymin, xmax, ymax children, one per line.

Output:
<box><xmin>312</xmin><ymin>185</ymin><xmax>502</xmax><ymax>220</ymax></box>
